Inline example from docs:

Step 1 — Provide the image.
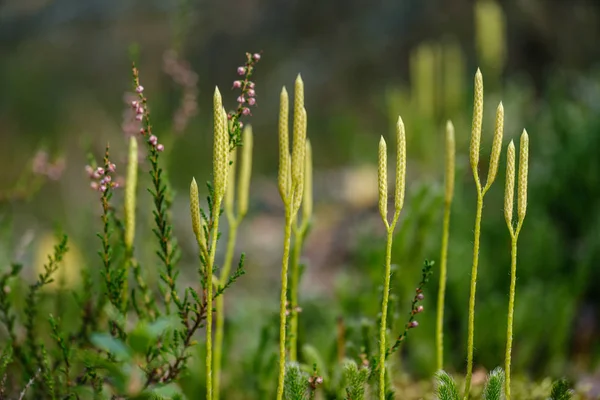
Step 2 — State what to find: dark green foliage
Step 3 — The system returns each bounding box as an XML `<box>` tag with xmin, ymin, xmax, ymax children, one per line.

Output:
<box><xmin>284</xmin><ymin>362</ymin><xmax>309</xmax><ymax>400</ymax></box>
<box><xmin>482</xmin><ymin>367</ymin><xmax>505</xmax><ymax>400</ymax></box>
<box><xmin>343</xmin><ymin>360</ymin><xmax>369</xmax><ymax>400</ymax></box>
<box><xmin>435</xmin><ymin>370</ymin><xmax>460</xmax><ymax>400</ymax></box>
<box><xmin>549</xmin><ymin>378</ymin><xmax>574</xmax><ymax>400</ymax></box>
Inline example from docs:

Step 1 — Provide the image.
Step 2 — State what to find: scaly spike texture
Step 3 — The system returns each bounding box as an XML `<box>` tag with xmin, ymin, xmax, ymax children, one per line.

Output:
<box><xmin>517</xmin><ymin>130</ymin><xmax>529</xmax><ymax>228</ymax></box>
<box><xmin>190</xmin><ymin>178</ymin><xmax>206</xmax><ymax>253</ymax></box>
<box><xmin>436</xmin><ymin>120</ymin><xmax>455</xmax><ymax>371</ymax></box>
<box><xmin>237</xmin><ymin>125</ymin><xmax>253</xmax><ymax>218</ymax></box>
<box><xmin>278</xmin><ymin>87</ymin><xmax>290</xmax><ymax>203</ymax></box>
<box><xmin>291</xmin><ymin>76</ymin><xmax>305</xmax><ymax>200</ymax></box>
<box><xmin>378</xmin><ymin>136</ymin><xmax>388</xmax><ymax>226</ymax></box>
<box><xmin>435</xmin><ymin>371</ymin><xmax>461</xmax><ymax>400</ymax></box>
<box><xmin>504</xmin><ymin>141</ymin><xmax>516</xmax><ymax>235</ymax></box>
<box><xmin>484</xmin><ymin>102</ymin><xmax>504</xmax><ymax>192</ymax></box>
<box><xmin>394</xmin><ymin>117</ymin><xmax>406</xmax><ymax>214</ymax></box>
<box><xmin>212</xmin><ymin>88</ymin><xmax>228</xmax><ymax>199</ymax></box>
<box><xmin>469</xmin><ymin>69</ymin><xmax>484</xmax><ymax>174</ymax></box>
<box><xmin>505</xmin><ymin>130</ymin><xmax>529</xmax><ymax>400</ymax></box>
<box><xmin>292</xmin><ymin>108</ymin><xmax>307</xmax><ymax>215</ymax></box>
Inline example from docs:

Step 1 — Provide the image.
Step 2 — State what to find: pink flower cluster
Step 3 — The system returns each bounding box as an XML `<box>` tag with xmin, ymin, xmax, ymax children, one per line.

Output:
<box><xmin>130</xmin><ymin>88</ymin><xmax>164</xmax><ymax>152</ymax></box>
<box><xmin>86</xmin><ymin>163</ymin><xmax>118</xmax><ymax>192</ymax></box>
<box><xmin>163</xmin><ymin>50</ymin><xmax>198</xmax><ymax>134</ymax></box>
<box><xmin>229</xmin><ymin>52</ymin><xmax>261</xmax><ymax>125</ymax></box>
<box><xmin>32</xmin><ymin>151</ymin><xmax>66</xmax><ymax>181</ymax></box>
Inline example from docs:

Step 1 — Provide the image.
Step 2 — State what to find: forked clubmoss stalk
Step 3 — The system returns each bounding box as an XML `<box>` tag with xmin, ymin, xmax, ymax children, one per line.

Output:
<box><xmin>464</xmin><ymin>69</ymin><xmax>504</xmax><ymax>399</ymax></box>
<box><xmin>504</xmin><ymin>130</ymin><xmax>529</xmax><ymax>400</ymax></box>
<box><xmin>214</xmin><ymin>126</ymin><xmax>253</xmax><ymax>400</ymax></box>
<box><xmin>436</xmin><ymin>120</ymin><xmax>455</xmax><ymax>371</ymax></box>
<box><xmin>276</xmin><ymin>75</ymin><xmax>307</xmax><ymax>400</ymax></box>
<box><xmin>377</xmin><ymin>116</ymin><xmax>406</xmax><ymax>400</ymax></box>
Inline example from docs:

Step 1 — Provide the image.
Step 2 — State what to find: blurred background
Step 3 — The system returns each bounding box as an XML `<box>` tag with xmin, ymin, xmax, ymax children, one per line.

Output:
<box><xmin>1</xmin><ymin>0</ymin><xmax>600</xmax><ymax>396</ymax></box>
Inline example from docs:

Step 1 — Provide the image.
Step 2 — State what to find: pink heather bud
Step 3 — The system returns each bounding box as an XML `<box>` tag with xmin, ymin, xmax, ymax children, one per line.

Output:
<box><xmin>85</xmin><ymin>165</ymin><xmax>94</xmax><ymax>176</ymax></box>
<box><xmin>409</xmin><ymin>321</ymin><xmax>419</xmax><ymax>328</ymax></box>
<box><xmin>90</xmin><ymin>182</ymin><xmax>99</xmax><ymax>190</ymax></box>
<box><xmin>242</xmin><ymin>107</ymin><xmax>251</xmax><ymax>116</ymax></box>
<box><xmin>131</xmin><ymin>100</ymin><xmax>138</xmax><ymax>108</ymax></box>
<box><xmin>253</xmin><ymin>53</ymin><xmax>261</xmax><ymax>61</ymax></box>
<box><xmin>96</xmin><ymin>167</ymin><xmax>105</xmax><ymax>175</ymax></box>
<box><xmin>247</xmin><ymin>89</ymin><xmax>255</xmax><ymax>97</ymax></box>
<box><xmin>136</xmin><ymin>106</ymin><xmax>144</xmax><ymax>115</ymax></box>
<box><xmin>156</xmin><ymin>144</ymin><xmax>164</xmax><ymax>152</ymax></box>
<box><xmin>248</xmin><ymin>81</ymin><xmax>255</xmax><ymax>89</ymax></box>
<box><xmin>238</xmin><ymin>121</ymin><xmax>244</xmax><ymax>128</ymax></box>
<box><xmin>416</xmin><ymin>305</ymin><xmax>424</xmax><ymax>313</ymax></box>
<box><xmin>248</xmin><ymin>97</ymin><xmax>256</xmax><ymax>106</ymax></box>
<box><xmin>139</xmin><ymin>128</ymin><xmax>146</xmax><ymax>135</ymax></box>
<box><xmin>149</xmin><ymin>135</ymin><xmax>158</xmax><ymax>145</ymax></box>
<box><xmin>100</xmin><ymin>185</ymin><xmax>107</xmax><ymax>192</ymax></box>
<box><xmin>92</xmin><ymin>171</ymin><xmax>101</xmax><ymax>180</ymax></box>
<box><xmin>237</xmin><ymin>96</ymin><xmax>245</xmax><ymax>104</ymax></box>
<box><xmin>233</xmin><ymin>80</ymin><xmax>242</xmax><ymax>88</ymax></box>
<box><xmin>108</xmin><ymin>163</ymin><xmax>116</xmax><ymax>173</ymax></box>
<box><xmin>135</xmin><ymin>114</ymin><xmax>143</xmax><ymax>121</ymax></box>
<box><xmin>416</xmin><ymin>293</ymin><xmax>424</xmax><ymax>301</ymax></box>
<box><xmin>315</xmin><ymin>376</ymin><xmax>323</xmax><ymax>385</ymax></box>
<box><xmin>136</xmin><ymin>85</ymin><xmax>144</xmax><ymax>93</ymax></box>
<box><xmin>237</xmin><ymin>66</ymin><xmax>246</xmax><ymax>75</ymax></box>
<box><xmin>112</xmin><ymin>182</ymin><xmax>120</xmax><ymax>189</ymax></box>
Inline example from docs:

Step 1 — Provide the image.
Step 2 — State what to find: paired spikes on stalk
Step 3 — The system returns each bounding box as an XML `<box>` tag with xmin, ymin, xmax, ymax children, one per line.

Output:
<box><xmin>278</xmin><ymin>75</ymin><xmax>308</xmax><ymax>215</ymax></box>
<box><xmin>378</xmin><ymin>117</ymin><xmax>406</xmax><ymax>229</ymax></box>
<box><xmin>504</xmin><ymin>131</ymin><xmax>529</xmax><ymax>237</ymax></box>
<box><xmin>470</xmin><ymin>69</ymin><xmax>504</xmax><ymax>194</ymax></box>
<box><xmin>503</xmin><ymin>129</ymin><xmax>529</xmax><ymax>400</ymax></box>
<box><xmin>464</xmin><ymin>69</ymin><xmax>505</xmax><ymax>398</ymax></box>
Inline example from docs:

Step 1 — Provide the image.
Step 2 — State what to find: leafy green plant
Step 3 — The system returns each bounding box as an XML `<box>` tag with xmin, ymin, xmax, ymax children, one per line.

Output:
<box><xmin>549</xmin><ymin>378</ymin><xmax>574</xmax><ymax>400</ymax></box>
<box><xmin>482</xmin><ymin>368</ymin><xmax>505</xmax><ymax>400</ymax></box>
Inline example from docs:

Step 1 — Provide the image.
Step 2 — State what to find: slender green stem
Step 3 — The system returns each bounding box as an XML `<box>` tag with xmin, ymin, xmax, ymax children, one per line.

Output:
<box><xmin>276</xmin><ymin>210</ymin><xmax>293</xmax><ymax>400</ymax></box>
<box><xmin>464</xmin><ymin>188</ymin><xmax>483</xmax><ymax>399</ymax></box>
<box><xmin>289</xmin><ymin>219</ymin><xmax>306</xmax><ymax>362</ymax></box>
<box><xmin>436</xmin><ymin>202</ymin><xmax>452</xmax><ymax>371</ymax></box>
<box><xmin>505</xmin><ymin>228</ymin><xmax>519</xmax><ymax>400</ymax></box>
<box><xmin>379</xmin><ymin>226</ymin><xmax>395</xmax><ymax>400</ymax></box>
<box><xmin>213</xmin><ymin>219</ymin><xmax>238</xmax><ymax>400</ymax></box>
<box><xmin>206</xmin><ymin>198</ymin><xmax>223</xmax><ymax>400</ymax></box>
